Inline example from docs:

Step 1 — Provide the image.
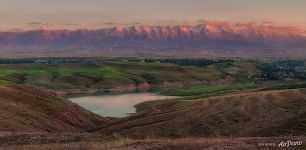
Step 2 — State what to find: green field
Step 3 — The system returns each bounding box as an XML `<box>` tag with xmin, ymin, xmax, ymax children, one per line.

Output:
<box><xmin>1</xmin><ymin>59</ymin><xmax>305</xmax><ymax>95</ymax></box>
<box><xmin>0</xmin><ymin>61</ymin><xmax>230</xmax><ymax>91</ymax></box>
<box><xmin>163</xmin><ymin>83</ymin><xmax>259</xmax><ymax>96</ymax></box>
<box><xmin>260</xmin><ymin>82</ymin><xmax>306</xmax><ymax>91</ymax></box>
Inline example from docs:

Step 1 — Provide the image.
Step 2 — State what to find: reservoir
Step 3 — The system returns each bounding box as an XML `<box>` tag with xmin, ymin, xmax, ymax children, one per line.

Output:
<box><xmin>69</xmin><ymin>93</ymin><xmax>178</xmax><ymax>117</ymax></box>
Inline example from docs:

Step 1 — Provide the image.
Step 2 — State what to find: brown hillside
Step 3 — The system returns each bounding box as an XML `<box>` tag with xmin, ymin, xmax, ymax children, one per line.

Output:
<box><xmin>0</xmin><ymin>85</ymin><xmax>110</xmax><ymax>133</ymax></box>
<box><xmin>95</xmin><ymin>89</ymin><xmax>306</xmax><ymax>138</ymax></box>
<box><xmin>1</xmin><ymin>134</ymin><xmax>305</xmax><ymax>150</ymax></box>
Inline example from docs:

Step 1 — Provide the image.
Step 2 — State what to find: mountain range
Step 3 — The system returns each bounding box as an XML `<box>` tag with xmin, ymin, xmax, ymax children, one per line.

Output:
<box><xmin>1</xmin><ymin>21</ymin><xmax>306</xmax><ymax>57</ymax></box>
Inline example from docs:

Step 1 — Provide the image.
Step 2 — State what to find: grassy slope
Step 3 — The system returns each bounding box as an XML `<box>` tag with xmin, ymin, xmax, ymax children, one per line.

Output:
<box><xmin>260</xmin><ymin>82</ymin><xmax>306</xmax><ymax>91</ymax></box>
<box><xmin>0</xmin><ymin>62</ymin><xmax>229</xmax><ymax>92</ymax></box>
<box><xmin>95</xmin><ymin>88</ymin><xmax>306</xmax><ymax>138</ymax></box>
<box><xmin>0</xmin><ymin>85</ymin><xmax>110</xmax><ymax>132</ymax></box>
<box><xmin>1</xmin><ymin>60</ymin><xmax>304</xmax><ymax>94</ymax></box>
<box><xmin>161</xmin><ymin>60</ymin><xmax>268</xmax><ymax>96</ymax></box>
<box><xmin>163</xmin><ymin>83</ymin><xmax>259</xmax><ymax>96</ymax></box>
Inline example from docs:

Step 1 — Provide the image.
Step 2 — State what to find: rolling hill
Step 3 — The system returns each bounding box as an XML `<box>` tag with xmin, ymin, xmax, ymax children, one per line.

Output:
<box><xmin>95</xmin><ymin>88</ymin><xmax>306</xmax><ymax>138</ymax></box>
<box><xmin>0</xmin><ymin>84</ymin><xmax>109</xmax><ymax>132</ymax></box>
<box><xmin>0</xmin><ymin>84</ymin><xmax>305</xmax><ymax>149</ymax></box>
<box><xmin>0</xmin><ymin>61</ymin><xmax>233</xmax><ymax>94</ymax></box>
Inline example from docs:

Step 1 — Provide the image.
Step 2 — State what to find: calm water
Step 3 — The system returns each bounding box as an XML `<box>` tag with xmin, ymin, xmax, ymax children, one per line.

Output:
<box><xmin>69</xmin><ymin>93</ymin><xmax>178</xmax><ymax>117</ymax></box>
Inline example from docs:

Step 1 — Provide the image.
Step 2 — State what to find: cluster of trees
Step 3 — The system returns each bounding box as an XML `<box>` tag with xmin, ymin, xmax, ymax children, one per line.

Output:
<box><xmin>145</xmin><ymin>58</ymin><xmax>234</xmax><ymax>67</ymax></box>
<box><xmin>255</xmin><ymin>60</ymin><xmax>306</xmax><ymax>80</ymax></box>
<box><xmin>0</xmin><ymin>59</ymin><xmax>35</xmax><ymax>64</ymax></box>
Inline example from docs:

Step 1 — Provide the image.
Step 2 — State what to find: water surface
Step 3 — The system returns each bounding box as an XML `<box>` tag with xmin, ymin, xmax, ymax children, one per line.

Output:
<box><xmin>69</xmin><ymin>93</ymin><xmax>178</xmax><ymax>117</ymax></box>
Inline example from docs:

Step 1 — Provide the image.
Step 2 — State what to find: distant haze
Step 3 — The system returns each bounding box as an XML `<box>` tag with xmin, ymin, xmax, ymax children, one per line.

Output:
<box><xmin>0</xmin><ymin>0</ymin><xmax>306</xmax><ymax>31</ymax></box>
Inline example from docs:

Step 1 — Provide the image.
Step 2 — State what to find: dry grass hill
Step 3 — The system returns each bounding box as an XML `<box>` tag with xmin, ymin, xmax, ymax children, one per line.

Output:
<box><xmin>95</xmin><ymin>88</ymin><xmax>306</xmax><ymax>138</ymax></box>
<box><xmin>0</xmin><ymin>84</ymin><xmax>306</xmax><ymax>149</ymax></box>
<box><xmin>0</xmin><ymin>85</ymin><xmax>109</xmax><ymax>133</ymax></box>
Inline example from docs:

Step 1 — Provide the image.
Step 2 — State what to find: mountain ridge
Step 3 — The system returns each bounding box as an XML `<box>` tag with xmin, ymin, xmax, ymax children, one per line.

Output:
<box><xmin>1</xmin><ymin>21</ymin><xmax>306</xmax><ymax>57</ymax></box>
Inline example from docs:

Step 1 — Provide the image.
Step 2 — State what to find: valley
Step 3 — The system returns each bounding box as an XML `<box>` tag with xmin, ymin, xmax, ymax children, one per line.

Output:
<box><xmin>0</xmin><ymin>58</ymin><xmax>306</xmax><ymax>149</ymax></box>
<box><xmin>1</xmin><ymin>1</ymin><xmax>306</xmax><ymax>149</ymax></box>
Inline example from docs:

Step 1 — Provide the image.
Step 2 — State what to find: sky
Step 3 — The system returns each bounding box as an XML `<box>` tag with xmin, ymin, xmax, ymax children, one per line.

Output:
<box><xmin>0</xmin><ymin>0</ymin><xmax>306</xmax><ymax>31</ymax></box>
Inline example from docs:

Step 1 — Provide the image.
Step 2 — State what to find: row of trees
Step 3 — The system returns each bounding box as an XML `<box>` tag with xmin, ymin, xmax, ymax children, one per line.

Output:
<box><xmin>0</xmin><ymin>59</ymin><xmax>35</xmax><ymax>64</ymax></box>
<box><xmin>145</xmin><ymin>58</ymin><xmax>234</xmax><ymax>67</ymax></box>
